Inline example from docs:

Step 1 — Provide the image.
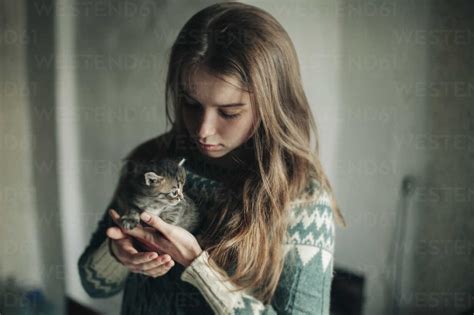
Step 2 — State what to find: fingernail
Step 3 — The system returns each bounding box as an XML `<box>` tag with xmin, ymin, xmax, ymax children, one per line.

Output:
<box><xmin>141</xmin><ymin>212</ymin><xmax>151</xmax><ymax>222</ymax></box>
<box><xmin>149</xmin><ymin>253</ymin><xmax>157</xmax><ymax>259</ymax></box>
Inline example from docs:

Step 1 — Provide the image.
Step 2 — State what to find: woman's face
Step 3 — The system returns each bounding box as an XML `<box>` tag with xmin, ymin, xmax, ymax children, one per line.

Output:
<box><xmin>182</xmin><ymin>66</ymin><xmax>256</xmax><ymax>159</ymax></box>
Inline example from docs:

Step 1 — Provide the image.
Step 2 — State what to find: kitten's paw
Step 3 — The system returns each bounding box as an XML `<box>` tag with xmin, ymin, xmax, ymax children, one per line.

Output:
<box><xmin>120</xmin><ymin>214</ymin><xmax>140</xmax><ymax>230</ymax></box>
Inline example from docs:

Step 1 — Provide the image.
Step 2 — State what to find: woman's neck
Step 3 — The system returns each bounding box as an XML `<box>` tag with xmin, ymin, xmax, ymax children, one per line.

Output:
<box><xmin>188</xmin><ymin>141</ymin><xmax>255</xmax><ymax>188</ymax></box>
<box><xmin>194</xmin><ymin>146</ymin><xmax>252</xmax><ymax>170</ymax></box>
<box><xmin>177</xmin><ymin>131</ymin><xmax>251</xmax><ymax>169</ymax></box>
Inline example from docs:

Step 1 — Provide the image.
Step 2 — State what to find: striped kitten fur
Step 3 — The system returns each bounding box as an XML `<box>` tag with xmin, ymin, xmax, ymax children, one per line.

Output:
<box><xmin>115</xmin><ymin>158</ymin><xmax>201</xmax><ymax>233</ymax></box>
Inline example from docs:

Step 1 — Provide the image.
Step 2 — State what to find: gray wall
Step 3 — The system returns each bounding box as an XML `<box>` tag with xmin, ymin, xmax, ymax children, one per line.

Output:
<box><xmin>412</xmin><ymin>1</ymin><xmax>474</xmax><ymax>314</ymax></box>
<box><xmin>332</xmin><ymin>1</ymin><xmax>473</xmax><ymax>314</ymax></box>
<box><xmin>0</xmin><ymin>0</ymin><xmax>43</xmax><ymax>288</ymax></box>
<box><xmin>335</xmin><ymin>1</ymin><xmax>431</xmax><ymax>314</ymax></box>
<box><xmin>1</xmin><ymin>0</ymin><xmax>65</xmax><ymax>313</ymax></box>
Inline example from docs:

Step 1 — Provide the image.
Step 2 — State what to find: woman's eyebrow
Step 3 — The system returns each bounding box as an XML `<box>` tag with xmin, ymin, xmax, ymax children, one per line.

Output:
<box><xmin>183</xmin><ymin>92</ymin><xmax>246</xmax><ymax>108</ymax></box>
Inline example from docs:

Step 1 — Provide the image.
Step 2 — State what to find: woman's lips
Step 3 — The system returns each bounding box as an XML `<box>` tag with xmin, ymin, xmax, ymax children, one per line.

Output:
<box><xmin>198</xmin><ymin>141</ymin><xmax>222</xmax><ymax>152</ymax></box>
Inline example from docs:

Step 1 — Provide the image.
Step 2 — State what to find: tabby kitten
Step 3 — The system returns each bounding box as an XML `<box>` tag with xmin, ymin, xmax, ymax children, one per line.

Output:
<box><xmin>115</xmin><ymin>158</ymin><xmax>200</xmax><ymax>233</ymax></box>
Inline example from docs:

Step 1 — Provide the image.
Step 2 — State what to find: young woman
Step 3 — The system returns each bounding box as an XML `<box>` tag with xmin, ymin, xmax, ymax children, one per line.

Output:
<box><xmin>78</xmin><ymin>2</ymin><xmax>345</xmax><ymax>314</ymax></box>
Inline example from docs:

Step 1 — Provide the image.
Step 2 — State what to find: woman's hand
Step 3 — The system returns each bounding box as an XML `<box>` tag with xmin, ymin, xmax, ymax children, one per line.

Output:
<box><xmin>106</xmin><ymin>211</ymin><xmax>175</xmax><ymax>278</ymax></box>
<box><xmin>109</xmin><ymin>209</ymin><xmax>203</xmax><ymax>268</ymax></box>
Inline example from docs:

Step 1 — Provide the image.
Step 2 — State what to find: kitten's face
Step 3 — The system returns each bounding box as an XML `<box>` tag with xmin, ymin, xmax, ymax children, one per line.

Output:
<box><xmin>136</xmin><ymin>159</ymin><xmax>186</xmax><ymax>206</ymax></box>
<box><xmin>150</xmin><ymin>174</ymin><xmax>184</xmax><ymax>206</ymax></box>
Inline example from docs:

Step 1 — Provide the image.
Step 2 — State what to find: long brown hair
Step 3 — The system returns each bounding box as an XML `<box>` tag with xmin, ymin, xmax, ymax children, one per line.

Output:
<box><xmin>165</xmin><ymin>2</ymin><xmax>346</xmax><ymax>303</ymax></box>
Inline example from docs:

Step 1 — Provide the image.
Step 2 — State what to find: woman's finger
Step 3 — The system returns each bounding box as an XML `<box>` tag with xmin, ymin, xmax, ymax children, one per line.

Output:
<box><xmin>123</xmin><ymin>252</ymin><xmax>156</xmax><ymax>267</ymax></box>
<box><xmin>120</xmin><ymin>224</ymin><xmax>149</xmax><ymax>240</ymax></box>
<box><xmin>120</xmin><ymin>225</ymin><xmax>164</xmax><ymax>251</ymax></box>
<box><xmin>143</xmin><ymin>260</ymin><xmax>175</xmax><ymax>278</ymax></box>
<box><xmin>108</xmin><ymin>210</ymin><xmax>158</xmax><ymax>250</ymax></box>
<box><xmin>140</xmin><ymin>212</ymin><xmax>173</xmax><ymax>237</ymax></box>
<box><xmin>107</xmin><ymin>228</ymin><xmax>144</xmax><ymax>255</ymax></box>
<box><xmin>119</xmin><ymin>239</ymin><xmax>139</xmax><ymax>255</ymax></box>
<box><xmin>109</xmin><ymin>208</ymin><xmax>121</xmax><ymax>225</ymax></box>
<box><xmin>106</xmin><ymin>226</ymin><xmax>126</xmax><ymax>240</ymax></box>
<box><xmin>130</xmin><ymin>252</ymin><xmax>158</xmax><ymax>265</ymax></box>
<box><xmin>138</xmin><ymin>254</ymin><xmax>172</xmax><ymax>271</ymax></box>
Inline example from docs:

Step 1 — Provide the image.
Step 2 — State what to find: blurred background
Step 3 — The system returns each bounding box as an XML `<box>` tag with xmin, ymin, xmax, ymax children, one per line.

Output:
<box><xmin>1</xmin><ymin>0</ymin><xmax>473</xmax><ymax>314</ymax></box>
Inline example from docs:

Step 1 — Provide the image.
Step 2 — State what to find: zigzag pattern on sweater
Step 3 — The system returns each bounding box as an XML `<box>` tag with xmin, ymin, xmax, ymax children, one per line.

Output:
<box><xmin>82</xmin><ymin>254</ymin><xmax>120</xmax><ymax>295</ymax></box>
<box><xmin>287</xmin><ymin>205</ymin><xmax>334</xmax><ymax>250</ymax></box>
<box><xmin>185</xmin><ymin>170</ymin><xmax>335</xmax><ymax>274</ymax></box>
<box><xmin>185</xmin><ymin>171</ymin><xmax>223</xmax><ymax>207</ymax></box>
<box><xmin>78</xmin><ymin>244</ymin><xmax>127</xmax><ymax>297</ymax></box>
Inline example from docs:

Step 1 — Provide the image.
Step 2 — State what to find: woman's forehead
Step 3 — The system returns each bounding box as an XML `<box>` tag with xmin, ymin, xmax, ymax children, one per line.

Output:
<box><xmin>184</xmin><ymin>67</ymin><xmax>249</xmax><ymax>105</ymax></box>
<box><xmin>187</xmin><ymin>66</ymin><xmax>240</xmax><ymax>90</ymax></box>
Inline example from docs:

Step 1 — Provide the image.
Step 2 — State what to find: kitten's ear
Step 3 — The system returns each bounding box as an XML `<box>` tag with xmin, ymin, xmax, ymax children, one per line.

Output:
<box><xmin>144</xmin><ymin>172</ymin><xmax>163</xmax><ymax>186</ymax></box>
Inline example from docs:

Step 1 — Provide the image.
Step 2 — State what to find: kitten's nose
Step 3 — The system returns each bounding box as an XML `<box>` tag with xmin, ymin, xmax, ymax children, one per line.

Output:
<box><xmin>178</xmin><ymin>191</ymin><xmax>184</xmax><ymax>200</ymax></box>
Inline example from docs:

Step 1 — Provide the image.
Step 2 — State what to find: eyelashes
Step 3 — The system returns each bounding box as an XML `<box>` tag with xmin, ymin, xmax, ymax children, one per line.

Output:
<box><xmin>182</xmin><ymin>101</ymin><xmax>242</xmax><ymax>120</ymax></box>
<box><xmin>220</xmin><ymin>111</ymin><xmax>241</xmax><ymax>120</ymax></box>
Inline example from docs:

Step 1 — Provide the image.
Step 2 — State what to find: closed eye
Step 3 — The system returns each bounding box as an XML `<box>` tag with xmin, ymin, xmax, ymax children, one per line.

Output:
<box><xmin>219</xmin><ymin>111</ymin><xmax>241</xmax><ymax>120</ymax></box>
<box><xmin>183</xmin><ymin>101</ymin><xmax>241</xmax><ymax>120</ymax></box>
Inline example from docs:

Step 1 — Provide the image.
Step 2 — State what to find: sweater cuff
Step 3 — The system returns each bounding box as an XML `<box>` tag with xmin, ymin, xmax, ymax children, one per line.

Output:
<box><xmin>180</xmin><ymin>251</ymin><xmax>246</xmax><ymax>314</ymax></box>
<box><xmin>85</xmin><ymin>239</ymin><xmax>130</xmax><ymax>284</ymax></box>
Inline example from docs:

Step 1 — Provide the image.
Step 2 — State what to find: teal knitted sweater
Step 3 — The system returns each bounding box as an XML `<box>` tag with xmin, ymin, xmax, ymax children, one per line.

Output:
<box><xmin>78</xmin><ymin>133</ymin><xmax>336</xmax><ymax>314</ymax></box>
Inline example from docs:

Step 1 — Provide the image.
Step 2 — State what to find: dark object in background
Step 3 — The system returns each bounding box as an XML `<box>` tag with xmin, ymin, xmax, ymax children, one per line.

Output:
<box><xmin>330</xmin><ymin>267</ymin><xmax>365</xmax><ymax>315</ymax></box>
<box><xmin>0</xmin><ymin>277</ymin><xmax>54</xmax><ymax>314</ymax></box>
<box><xmin>67</xmin><ymin>297</ymin><xmax>100</xmax><ymax>315</ymax></box>
<box><xmin>460</xmin><ymin>306</ymin><xmax>474</xmax><ymax>315</ymax></box>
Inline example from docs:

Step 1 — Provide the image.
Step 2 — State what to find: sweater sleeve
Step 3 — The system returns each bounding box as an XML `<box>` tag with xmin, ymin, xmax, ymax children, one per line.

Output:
<box><xmin>77</xmin><ymin>205</ymin><xmax>130</xmax><ymax>298</ymax></box>
<box><xmin>77</xmin><ymin>133</ymin><xmax>178</xmax><ymax>297</ymax></box>
<box><xmin>77</xmin><ymin>157</ymin><xmax>132</xmax><ymax>297</ymax></box>
<box><xmin>180</xmin><ymin>186</ymin><xmax>336</xmax><ymax>315</ymax></box>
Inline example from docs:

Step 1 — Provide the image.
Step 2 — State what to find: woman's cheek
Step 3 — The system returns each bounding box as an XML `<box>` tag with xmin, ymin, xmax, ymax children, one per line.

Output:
<box><xmin>182</xmin><ymin>112</ymin><xmax>197</xmax><ymax>133</ymax></box>
<box><xmin>224</xmin><ymin>117</ymin><xmax>254</xmax><ymax>144</ymax></box>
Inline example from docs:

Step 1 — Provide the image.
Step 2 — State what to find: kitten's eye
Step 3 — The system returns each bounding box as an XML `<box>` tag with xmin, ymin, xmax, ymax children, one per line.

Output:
<box><xmin>169</xmin><ymin>189</ymin><xmax>178</xmax><ymax>198</ymax></box>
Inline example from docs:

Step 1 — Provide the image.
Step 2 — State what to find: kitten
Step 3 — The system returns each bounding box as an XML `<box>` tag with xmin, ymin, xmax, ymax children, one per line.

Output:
<box><xmin>115</xmin><ymin>158</ymin><xmax>201</xmax><ymax>233</ymax></box>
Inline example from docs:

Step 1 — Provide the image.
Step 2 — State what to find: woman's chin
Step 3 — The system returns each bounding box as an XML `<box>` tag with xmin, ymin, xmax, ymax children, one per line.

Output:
<box><xmin>198</xmin><ymin>146</ymin><xmax>228</xmax><ymax>158</ymax></box>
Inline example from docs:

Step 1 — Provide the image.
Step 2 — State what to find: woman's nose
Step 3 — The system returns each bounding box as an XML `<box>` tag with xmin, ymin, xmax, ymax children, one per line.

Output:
<box><xmin>197</xmin><ymin>110</ymin><xmax>217</xmax><ymax>139</ymax></box>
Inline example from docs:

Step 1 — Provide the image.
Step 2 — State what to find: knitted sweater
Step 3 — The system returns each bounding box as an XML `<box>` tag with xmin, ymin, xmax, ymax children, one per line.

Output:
<box><xmin>78</xmin><ymin>133</ymin><xmax>336</xmax><ymax>314</ymax></box>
